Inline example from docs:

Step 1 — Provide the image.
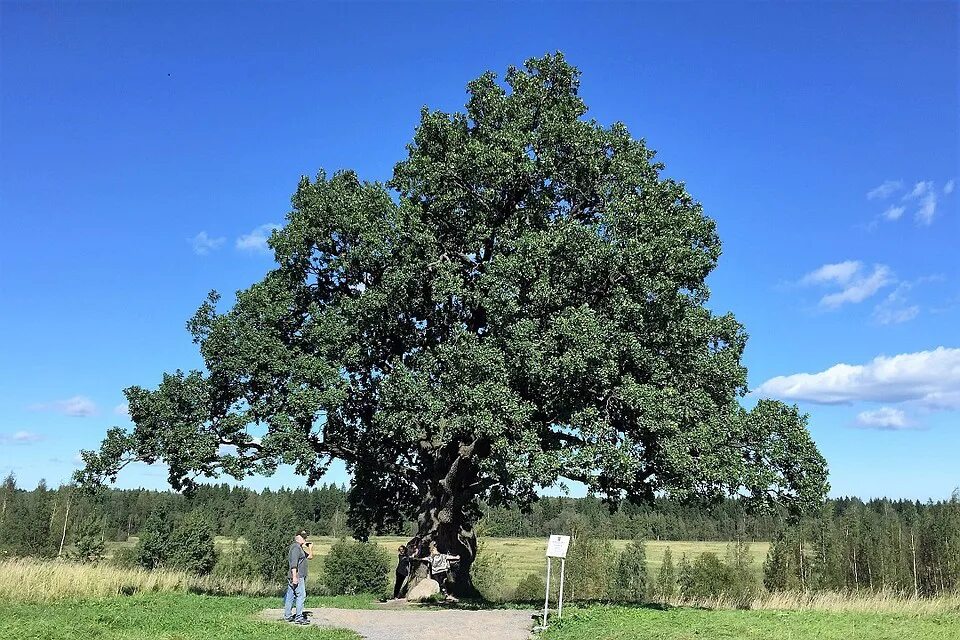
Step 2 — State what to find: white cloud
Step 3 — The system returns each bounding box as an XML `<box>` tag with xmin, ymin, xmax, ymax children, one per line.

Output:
<box><xmin>945</xmin><ymin>179</ymin><xmax>956</xmax><ymax>195</ymax></box>
<box><xmin>0</xmin><ymin>431</ymin><xmax>44</xmax><ymax>445</ymax></box>
<box><xmin>867</xmin><ymin>180</ymin><xmax>903</xmax><ymax>200</ymax></box>
<box><xmin>804</xmin><ymin>263</ymin><xmax>893</xmax><ymax>309</ymax></box>
<box><xmin>856</xmin><ymin>407</ymin><xmax>915</xmax><ymax>430</ymax></box>
<box><xmin>189</xmin><ymin>231</ymin><xmax>225</xmax><ymax>255</ymax></box>
<box><xmin>800</xmin><ymin>261</ymin><xmax>862</xmax><ymax>286</ymax></box>
<box><xmin>114</xmin><ymin>403</ymin><xmax>130</xmax><ymax>417</ymax></box>
<box><xmin>754</xmin><ymin>347</ymin><xmax>960</xmax><ymax>411</ymax></box>
<box><xmin>903</xmin><ymin>181</ymin><xmax>938</xmax><ymax>225</ymax></box>
<box><xmin>30</xmin><ymin>395</ymin><xmax>97</xmax><ymax>417</ymax></box>
<box><xmin>873</xmin><ymin>283</ymin><xmax>920</xmax><ymax>325</ymax></box>
<box><xmin>882</xmin><ymin>205</ymin><xmax>905</xmax><ymax>221</ymax></box>
<box><xmin>236</xmin><ymin>224</ymin><xmax>282</xmax><ymax>255</ymax></box>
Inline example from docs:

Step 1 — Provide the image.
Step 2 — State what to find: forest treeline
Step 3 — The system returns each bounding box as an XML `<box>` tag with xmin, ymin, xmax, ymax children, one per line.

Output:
<box><xmin>1</xmin><ymin>474</ymin><xmax>957</xmax><ymax>597</ymax></box>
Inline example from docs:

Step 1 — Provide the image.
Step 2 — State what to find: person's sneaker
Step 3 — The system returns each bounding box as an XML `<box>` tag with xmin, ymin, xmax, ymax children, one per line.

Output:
<box><xmin>285</xmin><ymin>615</ymin><xmax>295</xmax><ymax>622</ymax></box>
<box><xmin>294</xmin><ymin>617</ymin><xmax>309</xmax><ymax>625</ymax></box>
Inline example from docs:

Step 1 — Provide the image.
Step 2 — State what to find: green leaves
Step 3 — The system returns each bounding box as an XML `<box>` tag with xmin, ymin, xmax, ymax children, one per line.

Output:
<box><xmin>78</xmin><ymin>53</ymin><xmax>827</xmax><ymax>538</ymax></box>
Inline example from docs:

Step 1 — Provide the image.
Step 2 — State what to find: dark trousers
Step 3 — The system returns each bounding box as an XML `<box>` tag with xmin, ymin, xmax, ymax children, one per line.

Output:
<box><xmin>394</xmin><ymin>571</ymin><xmax>407</xmax><ymax>598</ymax></box>
<box><xmin>432</xmin><ymin>571</ymin><xmax>447</xmax><ymax>594</ymax></box>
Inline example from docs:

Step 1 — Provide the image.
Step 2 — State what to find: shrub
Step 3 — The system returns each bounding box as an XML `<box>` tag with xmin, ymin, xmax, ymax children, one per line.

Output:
<box><xmin>566</xmin><ymin>531</ymin><xmax>616</xmax><ymax>600</ymax></box>
<box><xmin>610</xmin><ymin>538</ymin><xmax>647</xmax><ymax>602</ymax></box>
<box><xmin>167</xmin><ymin>511</ymin><xmax>216</xmax><ymax>575</ymax></box>
<box><xmin>72</xmin><ymin>515</ymin><xmax>105</xmax><ymax>564</ymax></box>
<box><xmin>136</xmin><ymin>507</ymin><xmax>172</xmax><ymax>569</ymax></box>
<box><xmin>244</xmin><ymin>501</ymin><xmax>296</xmax><ymax>582</ymax></box>
<box><xmin>655</xmin><ymin>547</ymin><xmax>676</xmax><ymax>600</ymax></box>
<box><xmin>679</xmin><ymin>545</ymin><xmax>759</xmax><ymax>607</ymax></box>
<box><xmin>514</xmin><ymin>572</ymin><xmax>546</xmax><ymax>602</ymax></box>
<box><xmin>212</xmin><ymin>539</ymin><xmax>260</xmax><ymax>582</ymax></box>
<box><xmin>471</xmin><ymin>540</ymin><xmax>507</xmax><ymax>601</ymax></box>
<box><xmin>110</xmin><ymin>545</ymin><xmax>140</xmax><ymax>569</ymax></box>
<box><xmin>322</xmin><ymin>538</ymin><xmax>390</xmax><ymax>596</ymax></box>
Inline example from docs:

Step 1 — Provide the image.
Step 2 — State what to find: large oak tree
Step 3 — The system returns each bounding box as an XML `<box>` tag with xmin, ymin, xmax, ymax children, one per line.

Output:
<box><xmin>78</xmin><ymin>54</ymin><xmax>828</xmax><ymax>595</ymax></box>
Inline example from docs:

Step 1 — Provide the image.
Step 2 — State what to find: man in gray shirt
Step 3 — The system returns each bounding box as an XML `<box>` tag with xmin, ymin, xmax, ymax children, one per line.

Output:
<box><xmin>283</xmin><ymin>529</ymin><xmax>312</xmax><ymax>624</ymax></box>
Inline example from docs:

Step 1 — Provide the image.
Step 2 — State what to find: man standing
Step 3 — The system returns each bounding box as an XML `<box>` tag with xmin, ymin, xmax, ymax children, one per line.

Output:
<box><xmin>283</xmin><ymin>529</ymin><xmax>312</xmax><ymax>624</ymax></box>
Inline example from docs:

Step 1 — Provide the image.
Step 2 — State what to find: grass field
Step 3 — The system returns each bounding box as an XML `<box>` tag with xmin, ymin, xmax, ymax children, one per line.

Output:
<box><xmin>0</xmin><ymin>593</ymin><xmax>361</xmax><ymax>640</ymax></box>
<box><xmin>542</xmin><ymin>605</ymin><xmax>960</xmax><ymax>640</ymax></box>
<box><xmin>107</xmin><ymin>535</ymin><xmax>769</xmax><ymax>589</ymax></box>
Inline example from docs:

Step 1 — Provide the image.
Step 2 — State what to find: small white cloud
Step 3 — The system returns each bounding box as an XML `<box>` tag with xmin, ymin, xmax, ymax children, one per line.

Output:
<box><xmin>30</xmin><ymin>395</ymin><xmax>97</xmax><ymax>417</ymax></box>
<box><xmin>754</xmin><ymin>346</ymin><xmax>960</xmax><ymax>412</ymax></box>
<box><xmin>189</xmin><ymin>231</ymin><xmax>226</xmax><ymax>255</ymax></box>
<box><xmin>867</xmin><ymin>180</ymin><xmax>903</xmax><ymax>200</ymax></box>
<box><xmin>873</xmin><ymin>283</ymin><xmax>920</xmax><ymax>325</ymax></box>
<box><xmin>1</xmin><ymin>431</ymin><xmax>44</xmax><ymax>445</ymax></box>
<box><xmin>114</xmin><ymin>403</ymin><xmax>129</xmax><ymax>417</ymax></box>
<box><xmin>882</xmin><ymin>205</ymin><xmax>905</xmax><ymax>221</ymax></box>
<box><xmin>856</xmin><ymin>407</ymin><xmax>915</xmax><ymax>430</ymax></box>
<box><xmin>236</xmin><ymin>224</ymin><xmax>282</xmax><ymax>255</ymax></box>
<box><xmin>945</xmin><ymin>179</ymin><xmax>956</xmax><ymax>195</ymax></box>
<box><xmin>801</xmin><ymin>261</ymin><xmax>862</xmax><ymax>286</ymax></box>
<box><xmin>903</xmin><ymin>181</ymin><xmax>938</xmax><ymax>225</ymax></box>
<box><xmin>798</xmin><ymin>262</ymin><xmax>894</xmax><ymax>309</ymax></box>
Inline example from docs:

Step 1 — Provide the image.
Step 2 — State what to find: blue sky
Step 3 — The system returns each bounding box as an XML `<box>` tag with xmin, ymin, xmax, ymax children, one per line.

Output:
<box><xmin>1</xmin><ymin>2</ymin><xmax>957</xmax><ymax>500</ymax></box>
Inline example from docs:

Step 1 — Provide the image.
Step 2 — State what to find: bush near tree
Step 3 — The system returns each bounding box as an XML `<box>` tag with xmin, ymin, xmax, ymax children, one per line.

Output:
<box><xmin>322</xmin><ymin>538</ymin><xmax>390</xmax><ymax>596</ymax></box>
<box><xmin>610</xmin><ymin>538</ymin><xmax>648</xmax><ymax>602</ymax></box>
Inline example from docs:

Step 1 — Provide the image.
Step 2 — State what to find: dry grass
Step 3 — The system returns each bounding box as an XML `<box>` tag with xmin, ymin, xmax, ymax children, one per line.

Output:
<box><xmin>0</xmin><ymin>557</ymin><xmax>276</xmax><ymax>603</ymax></box>
<box><xmin>665</xmin><ymin>589</ymin><xmax>960</xmax><ymax>615</ymax></box>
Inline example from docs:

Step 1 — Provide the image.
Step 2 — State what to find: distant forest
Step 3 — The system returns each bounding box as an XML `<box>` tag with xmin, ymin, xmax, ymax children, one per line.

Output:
<box><xmin>0</xmin><ymin>473</ymin><xmax>953</xmax><ymax>545</ymax></box>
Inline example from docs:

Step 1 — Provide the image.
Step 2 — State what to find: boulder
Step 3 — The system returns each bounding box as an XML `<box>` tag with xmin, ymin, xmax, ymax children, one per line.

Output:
<box><xmin>405</xmin><ymin>578</ymin><xmax>440</xmax><ymax>601</ymax></box>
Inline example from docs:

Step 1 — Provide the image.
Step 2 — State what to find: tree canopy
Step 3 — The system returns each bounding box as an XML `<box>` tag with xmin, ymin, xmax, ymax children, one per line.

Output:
<box><xmin>78</xmin><ymin>53</ymin><xmax>828</xmax><ymax>593</ymax></box>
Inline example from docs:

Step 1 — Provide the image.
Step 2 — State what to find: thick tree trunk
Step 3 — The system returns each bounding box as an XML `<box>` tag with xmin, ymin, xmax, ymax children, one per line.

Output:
<box><xmin>403</xmin><ymin>440</ymin><xmax>486</xmax><ymax>598</ymax></box>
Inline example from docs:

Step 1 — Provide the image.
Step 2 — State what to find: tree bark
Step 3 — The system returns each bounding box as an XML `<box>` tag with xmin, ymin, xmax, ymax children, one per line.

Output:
<box><xmin>403</xmin><ymin>441</ymin><xmax>485</xmax><ymax>598</ymax></box>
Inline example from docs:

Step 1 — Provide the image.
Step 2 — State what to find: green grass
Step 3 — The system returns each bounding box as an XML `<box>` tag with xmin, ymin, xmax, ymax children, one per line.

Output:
<box><xmin>0</xmin><ymin>593</ymin><xmax>363</xmax><ymax>640</ymax></box>
<box><xmin>542</xmin><ymin>605</ymin><xmax>960</xmax><ymax>640</ymax></box>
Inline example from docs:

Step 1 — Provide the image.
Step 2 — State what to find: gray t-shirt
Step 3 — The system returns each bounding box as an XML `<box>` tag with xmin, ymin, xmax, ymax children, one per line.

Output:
<box><xmin>288</xmin><ymin>541</ymin><xmax>308</xmax><ymax>580</ymax></box>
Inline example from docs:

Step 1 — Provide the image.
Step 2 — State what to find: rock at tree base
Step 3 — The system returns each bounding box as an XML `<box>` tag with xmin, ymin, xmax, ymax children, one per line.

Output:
<box><xmin>405</xmin><ymin>578</ymin><xmax>440</xmax><ymax>601</ymax></box>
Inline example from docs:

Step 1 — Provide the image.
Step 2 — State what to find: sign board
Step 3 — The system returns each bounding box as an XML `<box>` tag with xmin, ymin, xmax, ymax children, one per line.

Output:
<box><xmin>546</xmin><ymin>534</ymin><xmax>570</xmax><ymax>558</ymax></box>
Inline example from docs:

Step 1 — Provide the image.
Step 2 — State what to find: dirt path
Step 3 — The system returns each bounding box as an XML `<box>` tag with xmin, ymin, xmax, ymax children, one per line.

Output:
<box><xmin>261</xmin><ymin>605</ymin><xmax>536</xmax><ymax>640</ymax></box>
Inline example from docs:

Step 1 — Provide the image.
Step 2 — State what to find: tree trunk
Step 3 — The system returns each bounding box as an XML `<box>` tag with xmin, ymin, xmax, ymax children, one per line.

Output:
<box><xmin>403</xmin><ymin>440</ymin><xmax>486</xmax><ymax>598</ymax></box>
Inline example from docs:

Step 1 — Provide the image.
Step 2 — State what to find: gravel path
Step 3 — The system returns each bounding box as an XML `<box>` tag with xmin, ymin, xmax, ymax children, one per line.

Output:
<box><xmin>261</xmin><ymin>605</ymin><xmax>536</xmax><ymax>640</ymax></box>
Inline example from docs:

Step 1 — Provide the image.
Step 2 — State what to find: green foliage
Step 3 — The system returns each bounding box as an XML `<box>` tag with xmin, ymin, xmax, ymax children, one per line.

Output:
<box><xmin>764</xmin><ymin>530</ymin><xmax>801</xmax><ymax>592</ymax></box>
<box><xmin>245</xmin><ymin>501</ymin><xmax>296</xmax><ymax>582</ymax></box>
<box><xmin>110</xmin><ymin>545</ymin><xmax>140</xmax><ymax>569</ymax></box>
<box><xmin>77</xmin><ymin>56</ymin><xmax>829</xmax><ymax>590</ymax></box>
<box><xmin>655</xmin><ymin>546</ymin><xmax>677</xmax><ymax>600</ymax></box>
<box><xmin>72</xmin><ymin>515</ymin><xmax>105</xmax><ymax>563</ymax></box>
<box><xmin>513</xmin><ymin>572</ymin><xmax>546</xmax><ymax>602</ymax></box>
<box><xmin>322</xmin><ymin>538</ymin><xmax>390</xmax><ymax>596</ymax></box>
<box><xmin>566</xmin><ymin>530</ymin><xmax>616</xmax><ymax>601</ymax></box>
<box><xmin>678</xmin><ymin>545</ymin><xmax>758</xmax><ymax>606</ymax></box>
<box><xmin>610</xmin><ymin>538</ymin><xmax>648</xmax><ymax>602</ymax></box>
<box><xmin>136</xmin><ymin>506</ymin><xmax>173</xmax><ymax>569</ymax></box>
<box><xmin>470</xmin><ymin>540</ymin><xmax>507</xmax><ymax>601</ymax></box>
<box><xmin>212</xmin><ymin>539</ymin><xmax>260</xmax><ymax>582</ymax></box>
<box><xmin>167</xmin><ymin>511</ymin><xmax>217</xmax><ymax>575</ymax></box>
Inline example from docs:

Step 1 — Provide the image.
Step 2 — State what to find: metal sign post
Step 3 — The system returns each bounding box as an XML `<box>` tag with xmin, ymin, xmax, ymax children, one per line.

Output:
<box><xmin>540</xmin><ymin>534</ymin><xmax>570</xmax><ymax>630</ymax></box>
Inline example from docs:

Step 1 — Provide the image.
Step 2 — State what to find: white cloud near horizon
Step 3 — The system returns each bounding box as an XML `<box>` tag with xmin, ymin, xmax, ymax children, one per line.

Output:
<box><xmin>799</xmin><ymin>261</ymin><xmax>893</xmax><ymax>309</ymax></box>
<box><xmin>856</xmin><ymin>407</ymin><xmax>914</xmax><ymax>430</ymax></box>
<box><xmin>236</xmin><ymin>224</ymin><xmax>282</xmax><ymax>255</ymax></box>
<box><xmin>190</xmin><ymin>231</ymin><xmax>226</xmax><ymax>255</ymax></box>
<box><xmin>754</xmin><ymin>347</ymin><xmax>960</xmax><ymax>412</ymax></box>
<box><xmin>945</xmin><ymin>179</ymin><xmax>956</xmax><ymax>195</ymax></box>
<box><xmin>867</xmin><ymin>180</ymin><xmax>903</xmax><ymax>200</ymax></box>
<box><xmin>29</xmin><ymin>395</ymin><xmax>97</xmax><ymax>417</ymax></box>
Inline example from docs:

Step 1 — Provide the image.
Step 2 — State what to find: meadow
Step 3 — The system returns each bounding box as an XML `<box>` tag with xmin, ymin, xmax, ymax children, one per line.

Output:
<box><xmin>106</xmin><ymin>535</ymin><xmax>770</xmax><ymax>589</ymax></box>
<box><xmin>2</xmin><ymin>556</ymin><xmax>959</xmax><ymax>640</ymax></box>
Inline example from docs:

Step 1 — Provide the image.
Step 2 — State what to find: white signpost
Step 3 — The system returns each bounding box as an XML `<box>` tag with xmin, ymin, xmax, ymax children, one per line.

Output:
<box><xmin>541</xmin><ymin>534</ymin><xmax>570</xmax><ymax>629</ymax></box>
